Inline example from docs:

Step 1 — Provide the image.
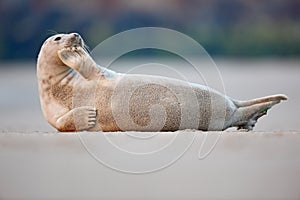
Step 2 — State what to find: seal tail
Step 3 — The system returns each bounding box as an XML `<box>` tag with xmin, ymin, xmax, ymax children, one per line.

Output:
<box><xmin>231</xmin><ymin>94</ymin><xmax>287</xmax><ymax>130</ymax></box>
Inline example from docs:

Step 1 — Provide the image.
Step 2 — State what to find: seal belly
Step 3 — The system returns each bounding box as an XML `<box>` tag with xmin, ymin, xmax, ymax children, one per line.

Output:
<box><xmin>103</xmin><ymin>75</ymin><xmax>234</xmax><ymax>131</ymax></box>
<box><xmin>128</xmin><ymin>83</ymin><xmax>181</xmax><ymax>131</ymax></box>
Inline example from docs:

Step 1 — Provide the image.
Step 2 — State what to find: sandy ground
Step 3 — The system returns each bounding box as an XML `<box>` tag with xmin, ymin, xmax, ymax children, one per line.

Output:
<box><xmin>0</xmin><ymin>58</ymin><xmax>299</xmax><ymax>132</ymax></box>
<box><xmin>0</xmin><ymin>131</ymin><xmax>300</xmax><ymax>199</ymax></box>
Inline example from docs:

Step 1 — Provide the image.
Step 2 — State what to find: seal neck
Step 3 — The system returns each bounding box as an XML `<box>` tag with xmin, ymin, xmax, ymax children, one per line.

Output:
<box><xmin>37</xmin><ymin>59</ymin><xmax>74</xmax><ymax>84</ymax></box>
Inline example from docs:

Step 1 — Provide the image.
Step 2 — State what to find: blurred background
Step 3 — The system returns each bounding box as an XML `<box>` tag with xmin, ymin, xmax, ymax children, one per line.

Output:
<box><xmin>1</xmin><ymin>0</ymin><xmax>300</xmax><ymax>60</ymax></box>
<box><xmin>0</xmin><ymin>0</ymin><xmax>299</xmax><ymax>131</ymax></box>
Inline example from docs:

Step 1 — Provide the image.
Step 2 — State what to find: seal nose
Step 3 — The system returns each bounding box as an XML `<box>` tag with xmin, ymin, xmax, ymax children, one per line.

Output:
<box><xmin>73</xmin><ymin>33</ymin><xmax>79</xmax><ymax>38</ymax></box>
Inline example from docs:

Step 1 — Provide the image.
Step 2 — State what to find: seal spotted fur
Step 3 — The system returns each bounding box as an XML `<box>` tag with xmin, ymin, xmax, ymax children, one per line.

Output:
<box><xmin>37</xmin><ymin>33</ymin><xmax>287</xmax><ymax>132</ymax></box>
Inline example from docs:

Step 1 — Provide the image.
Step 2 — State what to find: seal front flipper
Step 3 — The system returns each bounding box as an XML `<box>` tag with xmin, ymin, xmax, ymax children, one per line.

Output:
<box><xmin>55</xmin><ymin>106</ymin><xmax>97</xmax><ymax>132</ymax></box>
<box><xmin>58</xmin><ymin>46</ymin><xmax>103</xmax><ymax>80</ymax></box>
<box><xmin>231</xmin><ymin>94</ymin><xmax>287</xmax><ymax>131</ymax></box>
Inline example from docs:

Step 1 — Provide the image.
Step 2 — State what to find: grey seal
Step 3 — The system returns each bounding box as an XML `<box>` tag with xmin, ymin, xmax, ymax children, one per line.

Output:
<box><xmin>37</xmin><ymin>33</ymin><xmax>287</xmax><ymax>132</ymax></box>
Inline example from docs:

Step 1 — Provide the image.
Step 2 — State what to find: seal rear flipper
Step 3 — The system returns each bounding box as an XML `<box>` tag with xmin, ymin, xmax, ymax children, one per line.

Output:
<box><xmin>232</xmin><ymin>94</ymin><xmax>287</xmax><ymax>108</ymax></box>
<box><xmin>231</xmin><ymin>97</ymin><xmax>286</xmax><ymax>131</ymax></box>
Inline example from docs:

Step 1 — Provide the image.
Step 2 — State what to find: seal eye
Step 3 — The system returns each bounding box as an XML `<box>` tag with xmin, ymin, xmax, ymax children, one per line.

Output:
<box><xmin>54</xmin><ymin>36</ymin><xmax>61</xmax><ymax>41</ymax></box>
